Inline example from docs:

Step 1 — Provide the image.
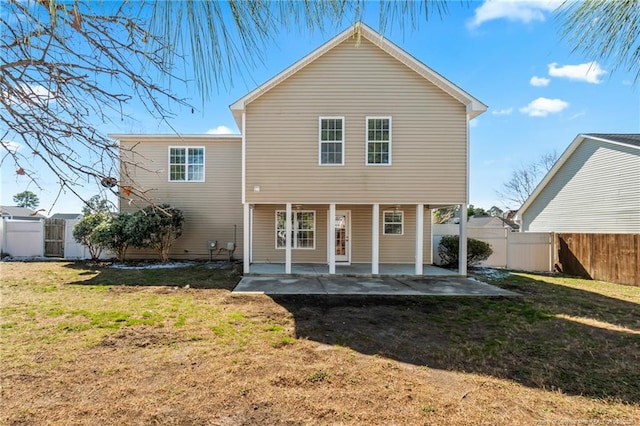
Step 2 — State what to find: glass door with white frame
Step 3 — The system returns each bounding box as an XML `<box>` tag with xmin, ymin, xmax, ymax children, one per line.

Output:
<box><xmin>334</xmin><ymin>211</ymin><xmax>350</xmax><ymax>263</ymax></box>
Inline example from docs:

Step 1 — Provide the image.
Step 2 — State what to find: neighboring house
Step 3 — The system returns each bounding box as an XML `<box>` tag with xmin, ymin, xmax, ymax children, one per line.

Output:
<box><xmin>1</xmin><ymin>206</ymin><xmax>45</xmax><ymax>221</ymax></box>
<box><xmin>112</xmin><ymin>23</ymin><xmax>487</xmax><ymax>275</ymax></box>
<box><xmin>50</xmin><ymin>213</ymin><xmax>83</xmax><ymax>220</ymax></box>
<box><xmin>518</xmin><ymin>134</ymin><xmax>640</xmax><ymax>233</ymax></box>
<box><xmin>468</xmin><ymin>215</ymin><xmax>519</xmax><ymax>231</ymax></box>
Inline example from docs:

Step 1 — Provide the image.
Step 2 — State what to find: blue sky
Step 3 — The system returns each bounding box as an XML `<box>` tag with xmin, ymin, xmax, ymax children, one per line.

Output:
<box><xmin>2</xmin><ymin>0</ymin><xmax>638</xmax><ymax>214</ymax></box>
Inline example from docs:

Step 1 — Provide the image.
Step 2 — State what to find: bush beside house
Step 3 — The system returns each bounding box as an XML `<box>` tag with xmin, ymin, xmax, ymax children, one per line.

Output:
<box><xmin>438</xmin><ymin>235</ymin><xmax>493</xmax><ymax>268</ymax></box>
<box><xmin>73</xmin><ymin>213</ymin><xmax>109</xmax><ymax>260</ymax></box>
<box><xmin>73</xmin><ymin>204</ymin><xmax>184</xmax><ymax>262</ymax></box>
<box><xmin>127</xmin><ymin>204</ymin><xmax>184</xmax><ymax>263</ymax></box>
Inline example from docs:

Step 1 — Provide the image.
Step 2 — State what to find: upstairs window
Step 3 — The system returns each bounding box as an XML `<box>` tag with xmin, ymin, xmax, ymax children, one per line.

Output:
<box><xmin>169</xmin><ymin>147</ymin><xmax>204</xmax><ymax>182</ymax></box>
<box><xmin>366</xmin><ymin>117</ymin><xmax>391</xmax><ymax>165</ymax></box>
<box><xmin>319</xmin><ymin>117</ymin><xmax>344</xmax><ymax>165</ymax></box>
<box><xmin>383</xmin><ymin>210</ymin><xmax>403</xmax><ymax>235</ymax></box>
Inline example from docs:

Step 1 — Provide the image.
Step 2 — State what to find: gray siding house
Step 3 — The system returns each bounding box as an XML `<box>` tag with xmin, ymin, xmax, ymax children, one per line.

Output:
<box><xmin>517</xmin><ymin>134</ymin><xmax>640</xmax><ymax>233</ymax></box>
<box><xmin>1</xmin><ymin>206</ymin><xmax>45</xmax><ymax>221</ymax></box>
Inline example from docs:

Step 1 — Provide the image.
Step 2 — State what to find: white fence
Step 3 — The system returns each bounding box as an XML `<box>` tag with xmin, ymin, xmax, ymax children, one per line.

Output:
<box><xmin>0</xmin><ymin>218</ymin><xmax>105</xmax><ymax>260</ymax></box>
<box><xmin>433</xmin><ymin>224</ymin><xmax>553</xmax><ymax>272</ymax></box>
<box><xmin>0</xmin><ymin>219</ymin><xmax>45</xmax><ymax>257</ymax></box>
<box><xmin>63</xmin><ymin>219</ymin><xmax>91</xmax><ymax>259</ymax></box>
<box><xmin>506</xmin><ymin>232</ymin><xmax>554</xmax><ymax>272</ymax></box>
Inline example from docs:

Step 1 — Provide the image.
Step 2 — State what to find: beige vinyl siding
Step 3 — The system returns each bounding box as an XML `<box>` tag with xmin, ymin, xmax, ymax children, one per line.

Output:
<box><xmin>119</xmin><ymin>137</ymin><xmax>244</xmax><ymax>260</ymax></box>
<box><xmin>245</xmin><ymin>37</ymin><xmax>467</xmax><ymax>205</ymax></box>
<box><xmin>522</xmin><ymin>139</ymin><xmax>640</xmax><ymax>233</ymax></box>
<box><xmin>251</xmin><ymin>204</ymin><xmax>432</xmax><ymax>264</ymax></box>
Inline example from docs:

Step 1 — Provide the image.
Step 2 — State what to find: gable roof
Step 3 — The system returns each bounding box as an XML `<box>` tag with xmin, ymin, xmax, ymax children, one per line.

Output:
<box><xmin>517</xmin><ymin>133</ymin><xmax>640</xmax><ymax>219</ymax></box>
<box><xmin>1</xmin><ymin>206</ymin><xmax>45</xmax><ymax>219</ymax></box>
<box><xmin>468</xmin><ymin>215</ymin><xmax>519</xmax><ymax>230</ymax></box>
<box><xmin>230</xmin><ymin>22</ymin><xmax>487</xmax><ymax>126</ymax></box>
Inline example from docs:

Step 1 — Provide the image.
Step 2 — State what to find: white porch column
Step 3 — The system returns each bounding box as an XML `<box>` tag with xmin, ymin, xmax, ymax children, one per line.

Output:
<box><xmin>328</xmin><ymin>203</ymin><xmax>336</xmax><ymax>274</ymax></box>
<box><xmin>459</xmin><ymin>203</ymin><xmax>468</xmax><ymax>276</ymax></box>
<box><xmin>415</xmin><ymin>204</ymin><xmax>424</xmax><ymax>275</ymax></box>
<box><xmin>372</xmin><ymin>204</ymin><xmax>379</xmax><ymax>274</ymax></box>
<box><xmin>429</xmin><ymin>208</ymin><xmax>434</xmax><ymax>264</ymax></box>
<box><xmin>243</xmin><ymin>203</ymin><xmax>250</xmax><ymax>273</ymax></box>
<box><xmin>285</xmin><ymin>203</ymin><xmax>292</xmax><ymax>274</ymax></box>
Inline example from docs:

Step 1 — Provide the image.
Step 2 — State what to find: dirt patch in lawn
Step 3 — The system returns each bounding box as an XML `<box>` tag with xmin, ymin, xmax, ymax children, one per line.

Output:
<box><xmin>99</xmin><ymin>326</ymin><xmax>184</xmax><ymax>348</ymax></box>
<box><xmin>1</xmin><ymin>262</ymin><xmax>639</xmax><ymax>425</ymax></box>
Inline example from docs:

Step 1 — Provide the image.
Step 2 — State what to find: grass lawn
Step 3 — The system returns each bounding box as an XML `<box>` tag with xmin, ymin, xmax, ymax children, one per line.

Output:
<box><xmin>1</xmin><ymin>262</ymin><xmax>639</xmax><ymax>425</ymax></box>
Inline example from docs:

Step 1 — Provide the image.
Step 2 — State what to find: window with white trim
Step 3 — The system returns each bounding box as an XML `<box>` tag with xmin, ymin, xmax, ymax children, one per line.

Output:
<box><xmin>276</xmin><ymin>211</ymin><xmax>316</xmax><ymax>249</ymax></box>
<box><xmin>366</xmin><ymin>117</ymin><xmax>391</xmax><ymax>165</ymax></box>
<box><xmin>169</xmin><ymin>147</ymin><xmax>204</xmax><ymax>181</ymax></box>
<box><xmin>319</xmin><ymin>117</ymin><xmax>344</xmax><ymax>165</ymax></box>
<box><xmin>383</xmin><ymin>210</ymin><xmax>403</xmax><ymax>235</ymax></box>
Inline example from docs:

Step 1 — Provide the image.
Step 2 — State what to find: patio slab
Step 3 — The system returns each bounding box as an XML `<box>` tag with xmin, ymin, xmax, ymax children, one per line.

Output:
<box><xmin>233</xmin><ymin>275</ymin><xmax>519</xmax><ymax>296</ymax></box>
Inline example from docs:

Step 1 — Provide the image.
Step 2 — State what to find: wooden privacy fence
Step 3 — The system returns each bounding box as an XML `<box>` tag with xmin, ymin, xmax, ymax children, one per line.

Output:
<box><xmin>44</xmin><ymin>218</ymin><xmax>65</xmax><ymax>257</ymax></box>
<box><xmin>555</xmin><ymin>233</ymin><xmax>640</xmax><ymax>286</ymax></box>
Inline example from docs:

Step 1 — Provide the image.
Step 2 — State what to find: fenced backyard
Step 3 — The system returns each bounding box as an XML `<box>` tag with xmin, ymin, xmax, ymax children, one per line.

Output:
<box><xmin>4</xmin><ymin>219</ymin><xmax>637</xmax><ymax>287</ymax></box>
<box><xmin>1</xmin><ymin>218</ymin><xmax>89</xmax><ymax>259</ymax></box>
<box><xmin>556</xmin><ymin>233</ymin><xmax>640</xmax><ymax>287</ymax></box>
<box><xmin>432</xmin><ymin>226</ymin><xmax>639</xmax><ymax>287</ymax></box>
<box><xmin>433</xmin><ymin>224</ymin><xmax>553</xmax><ymax>272</ymax></box>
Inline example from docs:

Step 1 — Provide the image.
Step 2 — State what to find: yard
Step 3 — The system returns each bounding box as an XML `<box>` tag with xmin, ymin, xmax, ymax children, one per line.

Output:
<box><xmin>1</xmin><ymin>262</ymin><xmax>639</xmax><ymax>425</ymax></box>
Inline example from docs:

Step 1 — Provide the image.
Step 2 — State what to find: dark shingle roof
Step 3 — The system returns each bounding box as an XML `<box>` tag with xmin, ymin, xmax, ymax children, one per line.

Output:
<box><xmin>50</xmin><ymin>213</ymin><xmax>83</xmax><ymax>219</ymax></box>
<box><xmin>585</xmin><ymin>134</ymin><xmax>640</xmax><ymax>148</ymax></box>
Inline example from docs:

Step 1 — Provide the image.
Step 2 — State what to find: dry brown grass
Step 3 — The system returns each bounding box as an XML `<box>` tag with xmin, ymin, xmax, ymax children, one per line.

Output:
<box><xmin>1</xmin><ymin>262</ymin><xmax>638</xmax><ymax>425</ymax></box>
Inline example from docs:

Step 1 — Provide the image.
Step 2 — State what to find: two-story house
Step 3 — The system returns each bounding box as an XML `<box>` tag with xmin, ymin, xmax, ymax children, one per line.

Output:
<box><xmin>113</xmin><ymin>23</ymin><xmax>486</xmax><ymax>276</ymax></box>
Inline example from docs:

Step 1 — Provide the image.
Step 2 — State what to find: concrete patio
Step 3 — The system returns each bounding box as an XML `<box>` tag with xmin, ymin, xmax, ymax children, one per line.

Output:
<box><xmin>234</xmin><ymin>274</ymin><xmax>519</xmax><ymax>297</ymax></box>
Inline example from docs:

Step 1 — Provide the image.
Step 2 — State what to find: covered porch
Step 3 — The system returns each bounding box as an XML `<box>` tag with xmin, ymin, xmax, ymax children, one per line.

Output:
<box><xmin>243</xmin><ymin>202</ymin><xmax>469</xmax><ymax>276</ymax></box>
<box><xmin>247</xmin><ymin>262</ymin><xmax>458</xmax><ymax>277</ymax></box>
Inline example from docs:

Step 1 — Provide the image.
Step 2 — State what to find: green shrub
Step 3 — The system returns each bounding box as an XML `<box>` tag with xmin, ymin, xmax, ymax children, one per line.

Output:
<box><xmin>438</xmin><ymin>235</ymin><xmax>493</xmax><ymax>268</ymax></box>
<box><xmin>93</xmin><ymin>213</ymin><xmax>134</xmax><ymax>262</ymax></box>
<box><xmin>73</xmin><ymin>213</ymin><xmax>110</xmax><ymax>260</ymax></box>
<box><xmin>127</xmin><ymin>204</ymin><xmax>184</xmax><ymax>262</ymax></box>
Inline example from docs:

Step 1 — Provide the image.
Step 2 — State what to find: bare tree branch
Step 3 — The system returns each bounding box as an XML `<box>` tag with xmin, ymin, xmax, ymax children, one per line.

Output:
<box><xmin>1</xmin><ymin>0</ymin><xmax>449</xmax><ymax>209</ymax></box>
<box><xmin>497</xmin><ymin>150</ymin><xmax>558</xmax><ymax>210</ymax></box>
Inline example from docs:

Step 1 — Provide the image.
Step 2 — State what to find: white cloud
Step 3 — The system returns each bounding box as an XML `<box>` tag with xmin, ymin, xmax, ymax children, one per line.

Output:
<box><xmin>469</xmin><ymin>118</ymin><xmax>480</xmax><ymax>128</ymax></box>
<box><xmin>530</xmin><ymin>76</ymin><xmax>550</xmax><ymax>87</ymax></box>
<box><xmin>519</xmin><ymin>97</ymin><xmax>569</xmax><ymax>117</ymax></box>
<box><xmin>3</xmin><ymin>84</ymin><xmax>56</xmax><ymax>107</ymax></box>
<box><xmin>1</xmin><ymin>140</ymin><xmax>22</xmax><ymax>153</ymax></box>
<box><xmin>491</xmin><ymin>107</ymin><xmax>513</xmax><ymax>116</ymax></box>
<box><xmin>468</xmin><ymin>0</ymin><xmax>560</xmax><ymax>28</ymax></box>
<box><xmin>205</xmin><ymin>125</ymin><xmax>237</xmax><ymax>135</ymax></box>
<box><xmin>547</xmin><ymin>62</ymin><xmax>606</xmax><ymax>84</ymax></box>
<box><xmin>21</xmin><ymin>84</ymin><xmax>55</xmax><ymax>105</ymax></box>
